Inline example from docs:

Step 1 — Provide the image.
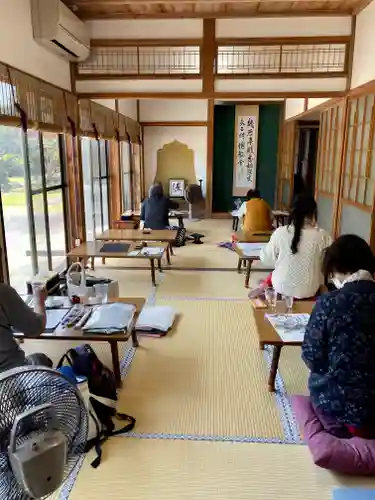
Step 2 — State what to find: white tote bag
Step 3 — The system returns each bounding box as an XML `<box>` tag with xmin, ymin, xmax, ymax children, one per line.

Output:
<box><xmin>66</xmin><ymin>262</ymin><xmax>89</xmax><ymax>301</ymax></box>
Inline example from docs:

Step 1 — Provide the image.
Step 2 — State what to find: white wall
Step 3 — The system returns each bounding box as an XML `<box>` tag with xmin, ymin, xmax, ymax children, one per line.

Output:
<box><xmin>307</xmin><ymin>97</ymin><xmax>330</xmax><ymax>110</ymax></box>
<box><xmin>351</xmin><ymin>1</ymin><xmax>375</xmax><ymax>88</ymax></box>
<box><xmin>216</xmin><ymin>17</ymin><xmax>351</xmax><ymax>38</ymax></box>
<box><xmin>92</xmin><ymin>99</ymin><xmax>116</xmax><ymax>110</ymax></box>
<box><xmin>118</xmin><ymin>99</ymin><xmax>138</xmax><ymax>120</ymax></box>
<box><xmin>0</xmin><ymin>0</ymin><xmax>71</xmax><ymax>90</ymax></box>
<box><xmin>87</xmin><ymin>19</ymin><xmax>203</xmax><ymax>39</ymax></box>
<box><xmin>285</xmin><ymin>99</ymin><xmax>305</xmax><ymax>119</ymax></box>
<box><xmin>215</xmin><ymin>78</ymin><xmax>346</xmax><ymax>93</ymax></box>
<box><xmin>140</xmin><ymin>100</ymin><xmax>207</xmax><ymax>122</ymax></box>
<box><xmin>143</xmin><ymin>126</ymin><xmax>207</xmax><ymax>194</ymax></box>
<box><xmin>76</xmin><ymin>79</ymin><xmax>202</xmax><ymax>94</ymax></box>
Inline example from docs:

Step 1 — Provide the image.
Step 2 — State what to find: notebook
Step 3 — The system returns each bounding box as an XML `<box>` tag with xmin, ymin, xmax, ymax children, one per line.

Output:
<box><xmin>333</xmin><ymin>489</ymin><xmax>375</xmax><ymax>500</ymax></box>
<box><xmin>100</xmin><ymin>243</ymin><xmax>130</xmax><ymax>253</ymax></box>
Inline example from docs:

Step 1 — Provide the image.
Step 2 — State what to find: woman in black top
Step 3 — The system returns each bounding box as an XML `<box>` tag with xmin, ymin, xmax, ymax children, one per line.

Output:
<box><xmin>140</xmin><ymin>183</ymin><xmax>179</xmax><ymax>230</ymax></box>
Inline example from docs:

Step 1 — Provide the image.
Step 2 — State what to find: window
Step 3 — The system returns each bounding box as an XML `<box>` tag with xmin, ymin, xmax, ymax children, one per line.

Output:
<box><xmin>132</xmin><ymin>143</ymin><xmax>142</xmax><ymax>211</ymax></box>
<box><xmin>82</xmin><ymin>137</ymin><xmax>110</xmax><ymax>240</ymax></box>
<box><xmin>0</xmin><ymin>126</ymin><xmax>68</xmax><ymax>292</ymax></box>
<box><xmin>342</xmin><ymin>95</ymin><xmax>375</xmax><ymax>208</ymax></box>
<box><xmin>120</xmin><ymin>141</ymin><xmax>132</xmax><ymax>211</ymax></box>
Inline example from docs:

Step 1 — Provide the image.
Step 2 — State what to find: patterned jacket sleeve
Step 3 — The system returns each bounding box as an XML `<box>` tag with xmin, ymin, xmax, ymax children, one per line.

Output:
<box><xmin>259</xmin><ymin>229</ymin><xmax>279</xmax><ymax>267</ymax></box>
<box><xmin>302</xmin><ymin>296</ymin><xmax>329</xmax><ymax>374</ymax></box>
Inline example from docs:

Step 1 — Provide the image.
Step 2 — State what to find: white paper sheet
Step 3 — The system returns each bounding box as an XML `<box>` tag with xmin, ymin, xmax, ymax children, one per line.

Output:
<box><xmin>140</xmin><ymin>247</ymin><xmax>164</xmax><ymax>256</ymax></box>
<box><xmin>237</xmin><ymin>242</ymin><xmax>267</xmax><ymax>257</ymax></box>
<box><xmin>266</xmin><ymin>313</ymin><xmax>310</xmax><ymax>343</ymax></box>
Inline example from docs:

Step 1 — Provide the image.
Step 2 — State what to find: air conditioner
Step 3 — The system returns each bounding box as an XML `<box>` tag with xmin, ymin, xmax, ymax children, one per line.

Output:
<box><xmin>31</xmin><ymin>0</ymin><xmax>90</xmax><ymax>62</ymax></box>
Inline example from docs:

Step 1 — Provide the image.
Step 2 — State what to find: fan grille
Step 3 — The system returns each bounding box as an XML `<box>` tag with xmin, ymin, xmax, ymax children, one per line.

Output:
<box><xmin>0</xmin><ymin>367</ymin><xmax>88</xmax><ymax>499</ymax></box>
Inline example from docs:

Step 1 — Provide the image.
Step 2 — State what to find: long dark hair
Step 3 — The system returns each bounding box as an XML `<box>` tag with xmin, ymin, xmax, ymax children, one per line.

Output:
<box><xmin>288</xmin><ymin>194</ymin><xmax>317</xmax><ymax>254</ymax></box>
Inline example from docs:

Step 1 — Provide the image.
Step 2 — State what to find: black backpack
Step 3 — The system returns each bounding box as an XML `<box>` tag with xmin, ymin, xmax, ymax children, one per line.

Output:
<box><xmin>57</xmin><ymin>344</ymin><xmax>136</xmax><ymax>468</ymax></box>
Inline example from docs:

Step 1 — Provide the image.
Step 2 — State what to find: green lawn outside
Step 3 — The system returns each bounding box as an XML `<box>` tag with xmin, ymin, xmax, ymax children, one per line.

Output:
<box><xmin>2</xmin><ymin>189</ymin><xmax>63</xmax><ymax>213</ymax></box>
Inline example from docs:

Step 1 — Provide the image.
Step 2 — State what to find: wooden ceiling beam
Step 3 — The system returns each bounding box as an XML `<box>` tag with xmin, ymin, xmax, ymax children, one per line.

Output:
<box><xmin>68</xmin><ymin>0</ymin><xmax>346</xmax><ymax>4</ymax></box>
<box><xmin>77</xmin><ymin>90</ymin><xmax>345</xmax><ymax>99</ymax></box>
<box><xmin>72</xmin><ymin>10</ymin><xmax>352</xmax><ymax>19</ymax></box>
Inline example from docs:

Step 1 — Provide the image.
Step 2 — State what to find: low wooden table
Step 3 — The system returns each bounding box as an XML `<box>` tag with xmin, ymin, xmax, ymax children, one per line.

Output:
<box><xmin>232</xmin><ymin>233</ymin><xmax>271</xmax><ymax>288</ymax></box>
<box><xmin>96</xmin><ymin>229</ymin><xmax>177</xmax><ymax>264</ymax></box>
<box><xmin>233</xmin><ymin>243</ymin><xmax>264</xmax><ymax>288</ymax></box>
<box><xmin>67</xmin><ymin>241</ymin><xmax>169</xmax><ymax>286</ymax></box>
<box><xmin>14</xmin><ymin>297</ymin><xmax>145</xmax><ymax>388</ymax></box>
<box><xmin>253</xmin><ymin>301</ymin><xmax>314</xmax><ymax>392</ymax></box>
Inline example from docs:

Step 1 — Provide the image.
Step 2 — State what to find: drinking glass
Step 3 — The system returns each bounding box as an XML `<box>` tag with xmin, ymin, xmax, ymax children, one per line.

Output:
<box><xmin>265</xmin><ymin>287</ymin><xmax>277</xmax><ymax>312</ymax></box>
<box><xmin>284</xmin><ymin>295</ymin><xmax>294</xmax><ymax>313</ymax></box>
<box><xmin>94</xmin><ymin>283</ymin><xmax>109</xmax><ymax>304</ymax></box>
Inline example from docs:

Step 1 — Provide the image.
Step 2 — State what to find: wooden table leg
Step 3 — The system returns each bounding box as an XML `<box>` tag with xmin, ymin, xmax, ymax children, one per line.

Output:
<box><xmin>166</xmin><ymin>245</ymin><xmax>171</xmax><ymax>265</ymax></box>
<box><xmin>131</xmin><ymin>328</ymin><xmax>139</xmax><ymax>348</ymax></box>
<box><xmin>237</xmin><ymin>258</ymin><xmax>242</xmax><ymax>273</ymax></box>
<box><xmin>169</xmin><ymin>243</ymin><xmax>174</xmax><ymax>256</ymax></box>
<box><xmin>109</xmin><ymin>340</ymin><xmax>122</xmax><ymax>388</ymax></box>
<box><xmin>150</xmin><ymin>259</ymin><xmax>156</xmax><ymax>286</ymax></box>
<box><xmin>102</xmin><ymin>258</ymin><xmax>106</xmax><ymax>265</ymax></box>
<box><xmin>245</xmin><ymin>259</ymin><xmax>253</xmax><ymax>288</ymax></box>
<box><xmin>91</xmin><ymin>257</ymin><xmax>95</xmax><ymax>271</ymax></box>
<box><xmin>158</xmin><ymin>258</ymin><xmax>163</xmax><ymax>272</ymax></box>
<box><xmin>268</xmin><ymin>345</ymin><xmax>282</xmax><ymax>392</ymax></box>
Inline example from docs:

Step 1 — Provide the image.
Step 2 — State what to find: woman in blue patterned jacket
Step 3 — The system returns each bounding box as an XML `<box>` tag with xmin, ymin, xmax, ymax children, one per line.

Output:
<box><xmin>302</xmin><ymin>234</ymin><xmax>375</xmax><ymax>439</ymax></box>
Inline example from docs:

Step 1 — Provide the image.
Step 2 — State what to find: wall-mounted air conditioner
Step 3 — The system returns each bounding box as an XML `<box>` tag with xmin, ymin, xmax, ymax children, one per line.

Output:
<box><xmin>31</xmin><ymin>0</ymin><xmax>90</xmax><ymax>62</ymax></box>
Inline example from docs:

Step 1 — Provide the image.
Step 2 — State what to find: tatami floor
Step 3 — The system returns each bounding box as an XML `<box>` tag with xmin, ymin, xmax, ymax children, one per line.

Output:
<box><xmin>24</xmin><ymin>219</ymin><xmax>375</xmax><ymax>499</ymax></box>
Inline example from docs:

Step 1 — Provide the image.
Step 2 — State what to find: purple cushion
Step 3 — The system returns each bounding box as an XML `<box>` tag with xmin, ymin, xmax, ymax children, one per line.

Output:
<box><xmin>291</xmin><ymin>395</ymin><xmax>375</xmax><ymax>475</ymax></box>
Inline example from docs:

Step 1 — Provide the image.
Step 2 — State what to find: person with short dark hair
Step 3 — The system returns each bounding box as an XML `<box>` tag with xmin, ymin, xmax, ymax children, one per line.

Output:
<box><xmin>235</xmin><ymin>189</ymin><xmax>272</xmax><ymax>233</ymax></box>
<box><xmin>254</xmin><ymin>194</ymin><xmax>331</xmax><ymax>298</ymax></box>
<box><xmin>302</xmin><ymin>234</ymin><xmax>375</xmax><ymax>438</ymax></box>
<box><xmin>140</xmin><ymin>183</ymin><xmax>179</xmax><ymax>230</ymax></box>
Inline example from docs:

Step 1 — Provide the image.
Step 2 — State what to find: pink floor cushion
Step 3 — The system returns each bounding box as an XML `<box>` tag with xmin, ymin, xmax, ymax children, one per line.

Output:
<box><xmin>291</xmin><ymin>395</ymin><xmax>375</xmax><ymax>475</ymax></box>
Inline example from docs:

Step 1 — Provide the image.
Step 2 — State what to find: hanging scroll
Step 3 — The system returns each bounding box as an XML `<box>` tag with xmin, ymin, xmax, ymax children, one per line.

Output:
<box><xmin>233</xmin><ymin>105</ymin><xmax>259</xmax><ymax>196</ymax></box>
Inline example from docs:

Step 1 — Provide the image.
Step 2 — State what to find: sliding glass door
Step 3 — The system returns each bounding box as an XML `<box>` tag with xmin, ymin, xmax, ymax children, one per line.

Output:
<box><xmin>0</xmin><ymin>125</ymin><xmax>68</xmax><ymax>291</ymax></box>
<box><xmin>82</xmin><ymin>137</ymin><xmax>110</xmax><ymax>241</ymax></box>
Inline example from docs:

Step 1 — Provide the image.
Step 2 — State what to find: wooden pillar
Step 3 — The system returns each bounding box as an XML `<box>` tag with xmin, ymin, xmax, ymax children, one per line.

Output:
<box><xmin>206</xmin><ymin>99</ymin><xmax>214</xmax><ymax>217</ymax></box>
<box><xmin>202</xmin><ymin>20</ymin><xmax>216</xmax><ymax>216</ymax></box>
<box><xmin>65</xmin><ymin>134</ymin><xmax>85</xmax><ymax>247</ymax></box>
<box><xmin>201</xmin><ymin>19</ymin><xmax>216</xmax><ymax>94</ymax></box>
<box><xmin>109</xmin><ymin>140</ymin><xmax>121</xmax><ymax>224</ymax></box>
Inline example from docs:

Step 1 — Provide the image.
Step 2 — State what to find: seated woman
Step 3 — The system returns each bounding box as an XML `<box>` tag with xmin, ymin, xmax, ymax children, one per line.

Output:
<box><xmin>302</xmin><ymin>235</ymin><xmax>375</xmax><ymax>439</ymax></box>
<box><xmin>251</xmin><ymin>194</ymin><xmax>331</xmax><ymax>299</ymax></box>
<box><xmin>140</xmin><ymin>183</ymin><xmax>178</xmax><ymax>230</ymax></box>
<box><xmin>0</xmin><ymin>283</ymin><xmax>50</xmax><ymax>372</ymax></box>
<box><xmin>140</xmin><ymin>183</ymin><xmax>185</xmax><ymax>246</ymax></box>
<box><xmin>236</xmin><ymin>189</ymin><xmax>272</xmax><ymax>233</ymax></box>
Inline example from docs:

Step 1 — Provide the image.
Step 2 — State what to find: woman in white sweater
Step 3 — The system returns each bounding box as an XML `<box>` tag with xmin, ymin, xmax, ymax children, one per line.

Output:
<box><xmin>255</xmin><ymin>194</ymin><xmax>332</xmax><ymax>299</ymax></box>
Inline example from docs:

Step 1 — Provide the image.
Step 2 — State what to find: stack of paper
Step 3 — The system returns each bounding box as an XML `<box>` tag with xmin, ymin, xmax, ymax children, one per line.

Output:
<box><xmin>82</xmin><ymin>303</ymin><xmax>136</xmax><ymax>334</ymax></box>
<box><xmin>266</xmin><ymin>313</ymin><xmax>310</xmax><ymax>342</ymax></box>
<box><xmin>135</xmin><ymin>306</ymin><xmax>176</xmax><ymax>335</ymax></box>
<box><xmin>237</xmin><ymin>242</ymin><xmax>267</xmax><ymax>257</ymax></box>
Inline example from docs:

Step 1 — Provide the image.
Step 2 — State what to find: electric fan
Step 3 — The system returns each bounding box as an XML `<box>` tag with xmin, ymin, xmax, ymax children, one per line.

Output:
<box><xmin>184</xmin><ymin>183</ymin><xmax>205</xmax><ymax>219</ymax></box>
<box><xmin>0</xmin><ymin>366</ymin><xmax>89</xmax><ymax>499</ymax></box>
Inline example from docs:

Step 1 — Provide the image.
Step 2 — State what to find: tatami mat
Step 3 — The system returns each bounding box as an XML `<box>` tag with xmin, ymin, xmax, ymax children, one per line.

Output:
<box><xmin>156</xmin><ymin>270</ymin><xmax>252</xmax><ymax>298</ymax></box>
<box><xmin>92</xmin><ymin>267</ymin><xmax>155</xmax><ymax>297</ymax></box>
<box><xmin>117</xmin><ymin>299</ymin><xmax>284</xmax><ymax>439</ymax></box>
<box><xmin>68</xmin><ymin>438</ymin><xmax>375</xmax><ymax>500</ymax></box>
